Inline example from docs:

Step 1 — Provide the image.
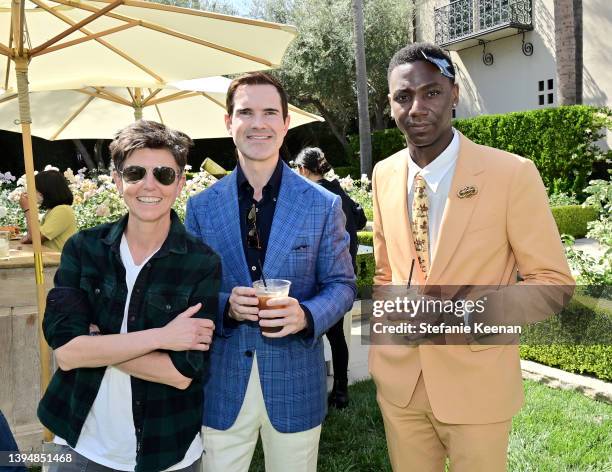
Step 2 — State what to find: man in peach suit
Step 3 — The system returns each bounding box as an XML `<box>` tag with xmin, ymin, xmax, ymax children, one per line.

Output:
<box><xmin>370</xmin><ymin>42</ymin><xmax>574</xmax><ymax>471</ymax></box>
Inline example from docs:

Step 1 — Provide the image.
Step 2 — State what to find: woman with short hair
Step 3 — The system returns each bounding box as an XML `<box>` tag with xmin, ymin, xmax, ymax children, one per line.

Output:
<box><xmin>38</xmin><ymin>120</ymin><xmax>221</xmax><ymax>472</ymax></box>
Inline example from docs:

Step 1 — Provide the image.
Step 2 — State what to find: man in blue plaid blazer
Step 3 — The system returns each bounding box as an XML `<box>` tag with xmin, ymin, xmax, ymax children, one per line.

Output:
<box><xmin>185</xmin><ymin>72</ymin><xmax>356</xmax><ymax>471</ymax></box>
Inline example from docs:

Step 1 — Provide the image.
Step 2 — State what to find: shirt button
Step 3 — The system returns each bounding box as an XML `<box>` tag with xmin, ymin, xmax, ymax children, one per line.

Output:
<box><xmin>94</xmin><ymin>288</ymin><xmax>100</xmax><ymax>295</ymax></box>
<box><xmin>135</xmin><ymin>400</ymin><xmax>141</xmax><ymax>406</ymax></box>
<box><xmin>129</xmin><ymin>316</ymin><xmax>135</xmax><ymax>322</ymax></box>
<box><xmin>273</xmin><ymin>197</ymin><xmax>277</xmax><ymax>202</ymax></box>
<box><xmin>251</xmin><ymin>266</ymin><xmax>256</xmax><ymax>271</ymax></box>
<box><xmin>146</xmin><ymin>263</ymin><xmax>151</xmax><ymax>269</ymax></box>
<box><xmin>245</xmin><ymin>350</ymin><xmax>253</xmax><ymax>357</ymax></box>
<box><xmin>135</xmin><ymin>288</ymin><xmax>141</xmax><ymax>294</ymax></box>
<box><xmin>165</xmin><ymin>304</ymin><xmax>171</xmax><ymax>311</ymax></box>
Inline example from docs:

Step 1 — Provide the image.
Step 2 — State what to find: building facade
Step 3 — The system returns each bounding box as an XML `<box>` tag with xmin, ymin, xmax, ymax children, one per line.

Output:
<box><xmin>416</xmin><ymin>0</ymin><xmax>611</xmax><ymax>129</ymax></box>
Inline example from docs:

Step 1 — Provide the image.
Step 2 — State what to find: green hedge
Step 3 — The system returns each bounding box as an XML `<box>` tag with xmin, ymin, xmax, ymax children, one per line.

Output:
<box><xmin>334</xmin><ymin>166</ymin><xmax>360</xmax><ymax>179</ymax></box>
<box><xmin>551</xmin><ymin>205</ymin><xmax>599</xmax><ymax>238</ymax></box>
<box><xmin>355</xmin><ymin>206</ymin><xmax>597</xmax><ymax>239</ymax></box>
<box><xmin>348</xmin><ymin>128</ymin><xmax>405</xmax><ymax>169</ymax></box>
<box><xmin>348</xmin><ymin>106</ymin><xmax>611</xmax><ymax>196</ymax></box>
<box><xmin>356</xmin><ymin>253</ymin><xmax>375</xmax><ymax>296</ymax></box>
<box><xmin>520</xmin><ymin>295</ymin><xmax>612</xmax><ymax>381</ymax></box>
<box><xmin>357</xmin><ymin>231</ymin><xmax>373</xmax><ymax>246</ymax></box>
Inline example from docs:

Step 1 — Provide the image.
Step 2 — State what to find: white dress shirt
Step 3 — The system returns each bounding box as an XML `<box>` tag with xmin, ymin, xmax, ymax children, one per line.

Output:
<box><xmin>407</xmin><ymin>129</ymin><xmax>460</xmax><ymax>262</ymax></box>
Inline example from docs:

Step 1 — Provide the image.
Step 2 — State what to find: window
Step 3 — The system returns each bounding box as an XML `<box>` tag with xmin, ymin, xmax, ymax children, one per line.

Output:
<box><xmin>538</xmin><ymin>78</ymin><xmax>554</xmax><ymax>106</ymax></box>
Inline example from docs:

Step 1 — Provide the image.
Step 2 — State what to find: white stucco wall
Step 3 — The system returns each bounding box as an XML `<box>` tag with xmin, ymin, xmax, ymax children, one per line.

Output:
<box><xmin>582</xmin><ymin>0</ymin><xmax>611</xmax><ymax>107</ymax></box>
<box><xmin>415</xmin><ymin>0</ymin><xmax>611</xmax><ymax>148</ymax></box>
<box><xmin>444</xmin><ymin>0</ymin><xmax>557</xmax><ymax>118</ymax></box>
<box><xmin>417</xmin><ymin>0</ymin><xmax>611</xmax><ymax>117</ymax></box>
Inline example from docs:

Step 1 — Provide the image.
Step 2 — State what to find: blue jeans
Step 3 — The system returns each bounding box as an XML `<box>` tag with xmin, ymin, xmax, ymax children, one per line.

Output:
<box><xmin>0</xmin><ymin>410</ymin><xmax>26</xmax><ymax>472</ymax></box>
<box><xmin>47</xmin><ymin>445</ymin><xmax>201</xmax><ymax>472</ymax></box>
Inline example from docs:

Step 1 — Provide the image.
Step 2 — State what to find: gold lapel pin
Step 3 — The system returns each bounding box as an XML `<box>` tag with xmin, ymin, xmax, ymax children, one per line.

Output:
<box><xmin>457</xmin><ymin>185</ymin><xmax>478</xmax><ymax>199</ymax></box>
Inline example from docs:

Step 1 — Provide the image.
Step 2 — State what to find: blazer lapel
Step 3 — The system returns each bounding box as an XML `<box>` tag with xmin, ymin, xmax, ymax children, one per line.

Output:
<box><xmin>264</xmin><ymin>166</ymin><xmax>310</xmax><ymax>279</ymax></box>
<box><xmin>427</xmin><ymin>134</ymin><xmax>486</xmax><ymax>283</ymax></box>
<box><xmin>211</xmin><ymin>172</ymin><xmax>251</xmax><ymax>284</ymax></box>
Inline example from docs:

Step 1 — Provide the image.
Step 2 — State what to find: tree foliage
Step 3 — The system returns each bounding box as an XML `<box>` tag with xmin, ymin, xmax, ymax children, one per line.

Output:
<box><xmin>249</xmin><ymin>0</ymin><xmax>413</xmax><ymax>157</ymax></box>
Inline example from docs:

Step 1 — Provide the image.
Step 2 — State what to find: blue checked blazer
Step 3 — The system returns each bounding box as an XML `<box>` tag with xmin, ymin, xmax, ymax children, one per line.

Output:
<box><xmin>185</xmin><ymin>162</ymin><xmax>356</xmax><ymax>433</ymax></box>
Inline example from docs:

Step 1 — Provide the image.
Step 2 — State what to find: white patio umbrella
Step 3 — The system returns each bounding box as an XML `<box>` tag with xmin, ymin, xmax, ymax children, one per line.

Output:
<box><xmin>0</xmin><ymin>0</ymin><xmax>296</xmax><ymax>431</ymax></box>
<box><xmin>0</xmin><ymin>78</ymin><xmax>323</xmax><ymax>140</ymax></box>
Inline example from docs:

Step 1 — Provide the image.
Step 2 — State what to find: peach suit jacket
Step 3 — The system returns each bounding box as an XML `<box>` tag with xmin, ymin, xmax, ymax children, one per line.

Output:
<box><xmin>369</xmin><ymin>132</ymin><xmax>574</xmax><ymax>425</ymax></box>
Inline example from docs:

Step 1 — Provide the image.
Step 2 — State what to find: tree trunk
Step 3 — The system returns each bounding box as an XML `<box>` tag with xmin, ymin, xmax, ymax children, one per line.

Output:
<box><xmin>94</xmin><ymin>139</ymin><xmax>107</xmax><ymax>170</ymax></box>
<box><xmin>352</xmin><ymin>0</ymin><xmax>372</xmax><ymax>177</ymax></box>
<box><xmin>554</xmin><ymin>0</ymin><xmax>583</xmax><ymax>105</ymax></box>
<box><xmin>71</xmin><ymin>139</ymin><xmax>96</xmax><ymax>171</ymax></box>
<box><xmin>373</xmin><ymin>99</ymin><xmax>387</xmax><ymax>131</ymax></box>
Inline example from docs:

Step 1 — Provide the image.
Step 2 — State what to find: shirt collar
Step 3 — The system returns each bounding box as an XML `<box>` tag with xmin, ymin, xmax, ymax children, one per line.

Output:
<box><xmin>102</xmin><ymin>209</ymin><xmax>187</xmax><ymax>256</ymax></box>
<box><xmin>407</xmin><ymin>128</ymin><xmax>459</xmax><ymax>193</ymax></box>
<box><xmin>236</xmin><ymin>157</ymin><xmax>284</xmax><ymax>201</ymax></box>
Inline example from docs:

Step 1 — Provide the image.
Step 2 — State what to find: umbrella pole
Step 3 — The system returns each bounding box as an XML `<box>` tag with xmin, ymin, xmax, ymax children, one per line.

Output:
<box><xmin>134</xmin><ymin>87</ymin><xmax>143</xmax><ymax>120</ymax></box>
<box><xmin>14</xmin><ymin>57</ymin><xmax>52</xmax><ymax>442</ymax></box>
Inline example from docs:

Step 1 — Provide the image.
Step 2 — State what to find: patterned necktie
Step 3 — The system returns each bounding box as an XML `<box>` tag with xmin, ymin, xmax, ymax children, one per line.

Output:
<box><xmin>411</xmin><ymin>173</ymin><xmax>430</xmax><ymax>276</ymax></box>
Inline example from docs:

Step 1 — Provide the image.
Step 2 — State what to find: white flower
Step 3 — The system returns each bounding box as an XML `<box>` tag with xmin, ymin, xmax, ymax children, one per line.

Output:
<box><xmin>8</xmin><ymin>188</ymin><xmax>22</xmax><ymax>202</ymax></box>
<box><xmin>0</xmin><ymin>206</ymin><xmax>6</xmax><ymax>218</ymax></box>
<box><xmin>339</xmin><ymin>176</ymin><xmax>354</xmax><ymax>191</ymax></box>
<box><xmin>63</xmin><ymin>168</ymin><xmax>76</xmax><ymax>183</ymax></box>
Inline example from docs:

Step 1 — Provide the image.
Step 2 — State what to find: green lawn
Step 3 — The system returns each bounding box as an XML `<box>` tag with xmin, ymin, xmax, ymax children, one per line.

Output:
<box><xmin>250</xmin><ymin>379</ymin><xmax>612</xmax><ymax>471</ymax></box>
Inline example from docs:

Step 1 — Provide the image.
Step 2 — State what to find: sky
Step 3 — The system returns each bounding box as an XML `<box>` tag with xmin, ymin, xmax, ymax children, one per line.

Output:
<box><xmin>225</xmin><ymin>0</ymin><xmax>250</xmax><ymax>15</ymax></box>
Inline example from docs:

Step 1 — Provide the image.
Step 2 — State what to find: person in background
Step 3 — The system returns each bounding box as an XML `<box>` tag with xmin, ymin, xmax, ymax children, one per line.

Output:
<box><xmin>19</xmin><ymin>169</ymin><xmax>77</xmax><ymax>252</ymax></box>
<box><xmin>294</xmin><ymin>147</ymin><xmax>367</xmax><ymax>409</ymax></box>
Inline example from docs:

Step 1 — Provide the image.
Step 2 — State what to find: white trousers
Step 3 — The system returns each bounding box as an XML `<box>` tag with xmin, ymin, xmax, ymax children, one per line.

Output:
<box><xmin>202</xmin><ymin>354</ymin><xmax>321</xmax><ymax>472</ymax></box>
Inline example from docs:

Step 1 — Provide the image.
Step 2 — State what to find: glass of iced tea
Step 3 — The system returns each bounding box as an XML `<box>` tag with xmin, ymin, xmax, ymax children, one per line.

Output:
<box><xmin>253</xmin><ymin>279</ymin><xmax>291</xmax><ymax>333</ymax></box>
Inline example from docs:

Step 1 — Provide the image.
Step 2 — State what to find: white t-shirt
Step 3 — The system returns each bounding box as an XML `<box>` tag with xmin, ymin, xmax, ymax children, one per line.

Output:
<box><xmin>55</xmin><ymin>234</ymin><xmax>202</xmax><ymax>470</ymax></box>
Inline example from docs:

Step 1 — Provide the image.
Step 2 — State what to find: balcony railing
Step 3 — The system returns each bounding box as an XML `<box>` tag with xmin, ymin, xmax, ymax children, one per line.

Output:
<box><xmin>434</xmin><ymin>0</ymin><xmax>532</xmax><ymax>49</ymax></box>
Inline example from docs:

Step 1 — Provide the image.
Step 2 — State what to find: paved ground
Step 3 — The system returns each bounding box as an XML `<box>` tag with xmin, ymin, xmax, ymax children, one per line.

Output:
<box><xmin>574</xmin><ymin>237</ymin><xmax>607</xmax><ymax>259</ymax></box>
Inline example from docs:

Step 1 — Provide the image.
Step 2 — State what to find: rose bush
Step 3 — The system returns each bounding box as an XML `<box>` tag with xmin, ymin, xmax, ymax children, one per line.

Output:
<box><xmin>0</xmin><ymin>164</ymin><xmax>217</xmax><ymax>230</ymax></box>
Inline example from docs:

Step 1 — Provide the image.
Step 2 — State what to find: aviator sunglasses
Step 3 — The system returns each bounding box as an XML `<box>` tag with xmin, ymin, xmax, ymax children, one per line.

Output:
<box><xmin>119</xmin><ymin>165</ymin><xmax>180</xmax><ymax>186</ymax></box>
<box><xmin>246</xmin><ymin>204</ymin><xmax>262</xmax><ymax>250</ymax></box>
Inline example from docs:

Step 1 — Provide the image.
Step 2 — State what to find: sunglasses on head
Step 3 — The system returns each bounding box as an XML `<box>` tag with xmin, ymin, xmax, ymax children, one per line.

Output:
<box><xmin>246</xmin><ymin>204</ymin><xmax>262</xmax><ymax>250</ymax></box>
<box><xmin>119</xmin><ymin>165</ymin><xmax>180</xmax><ymax>186</ymax></box>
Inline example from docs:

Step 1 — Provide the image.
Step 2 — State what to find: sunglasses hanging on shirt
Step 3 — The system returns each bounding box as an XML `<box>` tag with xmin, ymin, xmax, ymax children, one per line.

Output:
<box><xmin>246</xmin><ymin>203</ymin><xmax>262</xmax><ymax>250</ymax></box>
<box><xmin>119</xmin><ymin>165</ymin><xmax>180</xmax><ymax>186</ymax></box>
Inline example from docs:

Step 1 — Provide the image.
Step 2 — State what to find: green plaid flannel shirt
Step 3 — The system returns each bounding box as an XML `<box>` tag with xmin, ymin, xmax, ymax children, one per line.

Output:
<box><xmin>38</xmin><ymin>210</ymin><xmax>221</xmax><ymax>472</ymax></box>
